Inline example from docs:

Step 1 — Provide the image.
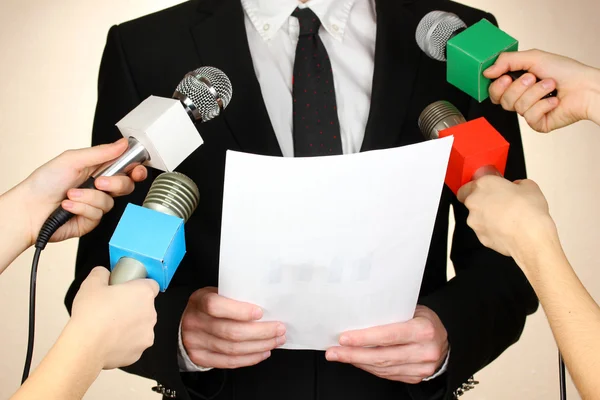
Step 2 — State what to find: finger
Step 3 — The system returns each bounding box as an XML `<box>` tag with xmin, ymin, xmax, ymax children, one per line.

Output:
<box><xmin>94</xmin><ymin>176</ymin><xmax>135</xmax><ymax>197</ymax></box>
<box><xmin>123</xmin><ymin>278</ymin><xmax>160</xmax><ymax>298</ymax></box>
<box><xmin>197</xmin><ymin>290</ymin><xmax>264</xmax><ymax>321</ymax></box>
<box><xmin>67</xmin><ymin>189</ymin><xmax>114</xmax><ymax>214</ymax></box>
<box><xmin>352</xmin><ymin>363</ymin><xmax>435</xmax><ymax>379</ymax></box>
<box><xmin>326</xmin><ymin>344</ymin><xmax>424</xmax><ymax>366</ymax></box>
<box><xmin>484</xmin><ymin>50</ymin><xmax>542</xmax><ymax>79</ymax></box>
<box><xmin>84</xmin><ymin>266</ymin><xmax>110</xmax><ymax>286</ymax></box>
<box><xmin>196</xmin><ymin>313</ymin><xmax>285</xmax><ymax>342</ymax></box>
<box><xmin>184</xmin><ymin>329</ymin><xmax>285</xmax><ymax>356</ymax></box>
<box><xmin>62</xmin><ymin>200</ymin><xmax>104</xmax><ymax>222</ymax></box>
<box><xmin>499</xmin><ymin>73</ymin><xmax>537</xmax><ymax>112</ymax></box>
<box><xmin>522</xmin><ymin>96</ymin><xmax>560</xmax><ymax>133</ymax></box>
<box><xmin>130</xmin><ymin>165</ymin><xmax>148</xmax><ymax>182</ymax></box>
<box><xmin>488</xmin><ymin>75</ymin><xmax>512</xmax><ymax>105</ymax></box>
<box><xmin>189</xmin><ymin>349</ymin><xmax>271</xmax><ymax>370</ymax></box>
<box><xmin>63</xmin><ymin>138</ymin><xmax>129</xmax><ymax>170</ymax></box>
<box><xmin>338</xmin><ymin>321</ymin><xmax>422</xmax><ymax>347</ymax></box>
<box><xmin>457</xmin><ymin>181</ymin><xmax>476</xmax><ymax>204</ymax></box>
<box><xmin>514</xmin><ymin>79</ymin><xmax>557</xmax><ymax>116</ymax></box>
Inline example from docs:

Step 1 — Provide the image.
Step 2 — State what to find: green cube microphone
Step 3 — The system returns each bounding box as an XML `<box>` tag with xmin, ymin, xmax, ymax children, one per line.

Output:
<box><xmin>416</xmin><ymin>11</ymin><xmax>558</xmax><ymax>102</ymax></box>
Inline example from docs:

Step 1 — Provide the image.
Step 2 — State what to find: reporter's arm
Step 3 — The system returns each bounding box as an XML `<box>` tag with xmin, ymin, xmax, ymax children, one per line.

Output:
<box><xmin>0</xmin><ymin>186</ymin><xmax>33</xmax><ymax>273</ymax></box>
<box><xmin>10</xmin><ymin>322</ymin><xmax>105</xmax><ymax>400</ymax></box>
<box><xmin>10</xmin><ymin>267</ymin><xmax>159</xmax><ymax>400</ymax></box>
<box><xmin>515</xmin><ymin>222</ymin><xmax>600</xmax><ymax>399</ymax></box>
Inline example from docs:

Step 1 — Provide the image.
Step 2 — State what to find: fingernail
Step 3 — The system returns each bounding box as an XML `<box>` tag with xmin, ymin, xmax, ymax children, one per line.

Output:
<box><xmin>339</xmin><ymin>335</ymin><xmax>350</xmax><ymax>346</ymax></box>
<box><xmin>541</xmin><ymin>79</ymin><xmax>553</xmax><ymax>90</ymax></box>
<box><xmin>69</xmin><ymin>189</ymin><xmax>83</xmax><ymax>198</ymax></box>
<box><xmin>252</xmin><ymin>308</ymin><xmax>263</xmax><ymax>320</ymax></box>
<box><xmin>62</xmin><ymin>200</ymin><xmax>74</xmax><ymax>210</ymax></box>
<box><xmin>326</xmin><ymin>351</ymin><xmax>338</xmax><ymax>361</ymax></box>
<box><xmin>276</xmin><ymin>335</ymin><xmax>287</xmax><ymax>346</ymax></box>
<box><xmin>521</xmin><ymin>75</ymin><xmax>535</xmax><ymax>86</ymax></box>
<box><xmin>262</xmin><ymin>351</ymin><xmax>271</xmax><ymax>360</ymax></box>
<box><xmin>95</xmin><ymin>178</ymin><xmax>109</xmax><ymax>190</ymax></box>
<box><xmin>548</xmin><ymin>96</ymin><xmax>559</xmax><ymax>106</ymax></box>
<box><xmin>276</xmin><ymin>324</ymin><xmax>286</xmax><ymax>336</ymax></box>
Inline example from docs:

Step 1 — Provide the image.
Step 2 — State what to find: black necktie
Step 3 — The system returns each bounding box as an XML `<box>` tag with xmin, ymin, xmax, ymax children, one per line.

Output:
<box><xmin>292</xmin><ymin>7</ymin><xmax>342</xmax><ymax>157</ymax></box>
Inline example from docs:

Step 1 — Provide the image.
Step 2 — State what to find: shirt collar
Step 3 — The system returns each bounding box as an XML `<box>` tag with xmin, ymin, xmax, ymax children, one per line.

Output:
<box><xmin>241</xmin><ymin>0</ymin><xmax>357</xmax><ymax>42</ymax></box>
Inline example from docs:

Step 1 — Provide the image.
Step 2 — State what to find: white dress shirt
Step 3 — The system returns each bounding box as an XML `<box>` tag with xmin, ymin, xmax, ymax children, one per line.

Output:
<box><xmin>178</xmin><ymin>0</ymin><xmax>449</xmax><ymax>381</ymax></box>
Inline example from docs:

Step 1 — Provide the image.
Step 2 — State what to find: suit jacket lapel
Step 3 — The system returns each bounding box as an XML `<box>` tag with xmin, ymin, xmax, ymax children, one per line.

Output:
<box><xmin>361</xmin><ymin>0</ymin><xmax>423</xmax><ymax>152</ymax></box>
<box><xmin>191</xmin><ymin>0</ymin><xmax>283</xmax><ymax>157</ymax></box>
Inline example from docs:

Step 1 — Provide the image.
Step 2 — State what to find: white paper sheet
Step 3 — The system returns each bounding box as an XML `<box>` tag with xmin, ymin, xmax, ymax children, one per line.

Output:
<box><xmin>218</xmin><ymin>137</ymin><xmax>453</xmax><ymax>350</ymax></box>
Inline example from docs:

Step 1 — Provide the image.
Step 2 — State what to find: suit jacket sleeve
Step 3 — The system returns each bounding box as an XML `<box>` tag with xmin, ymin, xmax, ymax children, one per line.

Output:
<box><xmin>418</xmin><ymin>12</ymin><xmax>539</xmax><ymax>396</ymax></box>
<box><xmin>64</xmin><ymin>25</ymin><xmax>194</xmax><ymax>397</ymax></box>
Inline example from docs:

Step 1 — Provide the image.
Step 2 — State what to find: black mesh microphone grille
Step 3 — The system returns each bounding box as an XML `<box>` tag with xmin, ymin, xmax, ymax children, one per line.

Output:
<box><xmin>416</xmin><ymin>11</ymin><xmax>467</xmax><ymax>62</ymax></box>
<box><xmin>193</xmin><ymin>67</ymin><xmax>233</xmax><ymax>109</ymax></box>
<box><xmin>174</xmin><ymin>67</ymin><xmax>233</xmax><ymax>122</ymax></box>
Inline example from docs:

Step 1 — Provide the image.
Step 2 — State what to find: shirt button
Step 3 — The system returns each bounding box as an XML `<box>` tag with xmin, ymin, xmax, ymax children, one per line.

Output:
<box><xmin>263</xmin><ymin>24</ymin><xmax>270</xmax><ymax>31</ymax></box>
<box><xmin>332</xmin><ymin>24</ymin><xmax>339</xmax><ymax>32</ymax></box>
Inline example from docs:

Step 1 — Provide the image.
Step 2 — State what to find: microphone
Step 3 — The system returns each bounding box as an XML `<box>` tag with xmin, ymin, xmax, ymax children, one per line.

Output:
<box><xmin>418</xmin><ymin>100</ymin><xmax>509</xmax><ymax>194</ymax></box>
<box><xmin>35</xmin><ymin>67</ymin><xmax>232</xmax><ymax>250</ymax></box>
<box><xmin>108</xmin><ymin>171</ymin><xmax>200</xmax><ymax>290</ymax></box>
<box><xmin>415</xmin><ymin>11</ymin><xmax>558</xmax><ymax>102</ymax></box>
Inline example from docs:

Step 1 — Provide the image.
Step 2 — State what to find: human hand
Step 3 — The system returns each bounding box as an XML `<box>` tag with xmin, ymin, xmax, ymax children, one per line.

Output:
<box><xmin>181</xmin><ymin>287</ymin><xmax>287</xmax><ymax>369</ymax></box>
<box><xmin>485</xmin><ymin>49</ymin><xmax>600</xmax><ymax>132</ymax></box>
<box><xmin>69</xmin><ymin>267</ymin><xmax>159</xmax><ymax>369</ymax></box>
<box><xmin>457</xmin><ymin>175</ymin><xmax>558</xmax><ymax>267</ymax></box>
<box><xmin>325</xmin><ymin>305</ymin><xmax>448</xmax><ymax>384</ymax></box>
<box><xmin>15</xmin><ymin>138</ymin><xmax>147</xmax><ymax>245</ymax></box>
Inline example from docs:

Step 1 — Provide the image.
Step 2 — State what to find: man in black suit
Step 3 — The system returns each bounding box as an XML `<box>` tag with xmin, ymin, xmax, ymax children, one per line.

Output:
<box><xmin>66</xmin><ymin>0</ymin><xmax>538</xmax><ymax>399</ymax></box>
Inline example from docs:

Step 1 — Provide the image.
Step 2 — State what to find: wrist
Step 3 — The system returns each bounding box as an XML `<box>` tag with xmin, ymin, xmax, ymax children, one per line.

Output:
<box><xmin>511</xmin><ymin>216</ymin><xmax>563</xmax><ymax>278</ymax></box>
<box><xmin>62</xmin><ymin>320</ymin><xmax>106</xmax><ymax>371</ymax></box>
<box><xmin>0</xmin><ymin>185</ymin><xmax>34</xmax><ymax>250</ymax></box>
<box><xmin>586</xmin><ymin>67</ymin><xmax>600</xmax><ymax>126</ymax></box>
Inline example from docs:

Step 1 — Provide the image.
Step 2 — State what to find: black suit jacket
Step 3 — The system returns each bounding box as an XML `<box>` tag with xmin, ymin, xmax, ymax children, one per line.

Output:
<box><xmin>66</xmin><ymin>0</ymin><xmax>539</xmax><ymax>399</ymax></box>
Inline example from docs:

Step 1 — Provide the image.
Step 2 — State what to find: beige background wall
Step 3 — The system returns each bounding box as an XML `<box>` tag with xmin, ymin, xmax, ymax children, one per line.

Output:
<box><xmin>0</xmin><ymin>0</ymin><xmax>598</xmax><ymax>399</ymax></box>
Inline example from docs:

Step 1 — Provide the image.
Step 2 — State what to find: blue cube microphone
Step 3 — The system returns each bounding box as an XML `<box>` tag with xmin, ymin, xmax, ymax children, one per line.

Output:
<box><xmin>108</xmin><ymin>171</ymin><xmax>200</xmax><ymax>290</ymax></box>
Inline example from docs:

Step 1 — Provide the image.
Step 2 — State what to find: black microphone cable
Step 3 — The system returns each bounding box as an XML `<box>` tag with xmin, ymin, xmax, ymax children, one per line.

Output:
<box><xmin>21</xmin><ymin>209</ymin><xmax>70</xmax><ymax>384</ymax></box>
<box><xmin>559</xmin><ymin>351</ymin><xmax>567</xmax><ymax>400</ymax></box>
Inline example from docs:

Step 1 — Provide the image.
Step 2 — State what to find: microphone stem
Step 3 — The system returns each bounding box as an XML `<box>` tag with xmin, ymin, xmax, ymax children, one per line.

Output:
<box><xmin>92</xmin><ymin>137</ymin><xmax>150</xmax><ymax>178</ymax></box>
<box><xmin>109</xmin><ymin>257</ymin><xmax>148</xmax><ymax>286</ymax></box>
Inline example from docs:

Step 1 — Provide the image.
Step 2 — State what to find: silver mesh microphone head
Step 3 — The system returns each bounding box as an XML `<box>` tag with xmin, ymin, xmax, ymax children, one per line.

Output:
<box><xmin>143</xmin><ymin>172</ymin><xmax>200</xmax><ymax>222</ymax></box>
<box><xmin>418</xmin><ymin>100</ymin><xmax>466</xmax><ymax>140</ymax></box>
<box><xmin>173</xmin><ymin>67</ymin><xmax>233</xmax><ymax>122</ymax></box>
<box><xmin>416</xmin><ymin>11</ymin><xmax>467</xmax><ymax>62</ymax></box>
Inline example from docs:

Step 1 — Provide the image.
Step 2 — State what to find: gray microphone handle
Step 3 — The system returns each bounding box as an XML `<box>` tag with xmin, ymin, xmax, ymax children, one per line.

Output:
<box><xmin>472</xmin><ymin>165</ymin><xmax>502</xmax><ymax>181</ymax></box>
<box><xmin>109</xmin><ymin>258</ymin><xmax>148</xmax><ymax>285</ymax></box>
<box><xmin>92</xmin><ymin>137</ymin><xmax>150</xmax><ymax>179</ymax></box>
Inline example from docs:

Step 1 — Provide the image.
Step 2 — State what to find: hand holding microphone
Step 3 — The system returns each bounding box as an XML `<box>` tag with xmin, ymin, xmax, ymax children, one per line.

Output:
<box><xmin>456</xmin><ymin>176</ymin><xmax>556</xmax><ymax>267</ymax></box>
<box><xmin>20</xmin><ymin>139</ymin><xmax>147</xmax><ymax>245</ymax></box>
<box><xmin>69</xmin><ymin>267</ymin><xmax>159</xmax><ymax>370</ymax></box>
<box><xmin>416</xmin><ymin>11</ymin><xmax>558</xmax><ymax>102</ymax></box>
<box><xmin>0</xmin><ymin>140</ymin><xmax>147</xmax><ymax>274</ymax></box>
<box><xmin>484</xmin><ymin>49</ymin><xmax>600</xmax><ymax>132</ymax></box>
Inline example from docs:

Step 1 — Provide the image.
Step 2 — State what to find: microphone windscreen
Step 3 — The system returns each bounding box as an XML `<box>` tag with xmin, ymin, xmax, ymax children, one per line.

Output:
<box><xmin>416</xmin><ymin>11</ymin><xmax>466</xmax><ymax>62</ymax></box>
<box><xmin>439</xmin><ymin>117</ymin><xmax>510</xmax><ymax>194</ymax></box>
<box><xmin>447</xmin><ymin>19</ymin><xmax>519</xmax><ymax>102</ymax></box>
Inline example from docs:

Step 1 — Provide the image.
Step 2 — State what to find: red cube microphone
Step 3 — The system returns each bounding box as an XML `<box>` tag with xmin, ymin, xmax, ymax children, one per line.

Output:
<box><xmin>418</xmin><ymin>100</ymin><xmax>509</xmax><ymax>194</ymax></box>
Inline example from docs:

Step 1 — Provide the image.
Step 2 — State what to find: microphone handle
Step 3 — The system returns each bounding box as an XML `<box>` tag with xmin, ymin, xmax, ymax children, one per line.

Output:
<box><xmin>496</xmin><ymin>70</ymin><xmax>558</xmax><ymax>99</ymax></box>
<box><xmin>471</xmin><ymin>165</ymin><xmax>503</xmax><ymax>181</ymax></box>
<box><xmin>35</xmin><ymin>137</ymin><xmax>150</xmax><ymax>249</ymax></box>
